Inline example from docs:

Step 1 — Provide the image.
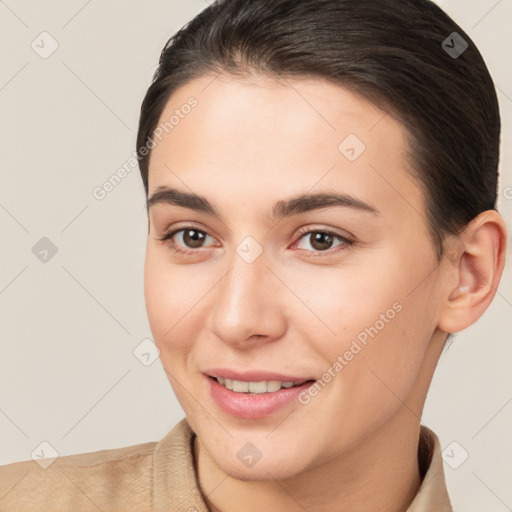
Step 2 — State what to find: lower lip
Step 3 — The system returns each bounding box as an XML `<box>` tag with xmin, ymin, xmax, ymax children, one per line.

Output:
<box><xmin>207</xmin><ymin>376</ymin><xmax>316</xmax><ymax>419</ymax></box>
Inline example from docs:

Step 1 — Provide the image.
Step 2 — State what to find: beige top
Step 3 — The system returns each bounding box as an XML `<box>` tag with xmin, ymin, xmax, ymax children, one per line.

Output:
<box><xmin>0</xmin><ymin>418</ymin><xmax>453</xmax><ymax>511</ymax></box>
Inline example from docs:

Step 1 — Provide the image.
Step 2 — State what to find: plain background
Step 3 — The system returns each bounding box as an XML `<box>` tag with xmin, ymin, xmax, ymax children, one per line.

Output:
<box><xmin>0</xmin><ymin>0</ymin><xmax>510</xmax><ymax>509</ymax></box>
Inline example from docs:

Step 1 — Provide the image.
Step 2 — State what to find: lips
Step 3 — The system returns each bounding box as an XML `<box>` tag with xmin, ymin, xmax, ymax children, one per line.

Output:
<box><xmin>205</xmin><ymin>369</ymin><xmax>315</xmax><ymax>419</ymax></box>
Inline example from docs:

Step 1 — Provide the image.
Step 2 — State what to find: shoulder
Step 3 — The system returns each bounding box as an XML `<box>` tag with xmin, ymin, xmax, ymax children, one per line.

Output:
<box><xmin>0</xmin><ymin>440</ymin><xmax>157</xmax><ymax>512</ymax></box>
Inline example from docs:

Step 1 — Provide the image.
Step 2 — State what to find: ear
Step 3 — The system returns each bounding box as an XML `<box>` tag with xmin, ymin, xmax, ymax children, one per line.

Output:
<box><xmin>438</xmin><ymin>210</ymin><xmax>507</xmax><ymax>334</ymax></box>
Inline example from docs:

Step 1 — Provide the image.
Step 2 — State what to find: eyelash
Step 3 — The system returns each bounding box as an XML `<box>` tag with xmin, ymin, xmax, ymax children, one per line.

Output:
<box><xmin>157</xmin><ymin>225</ymin><xmax>355</xmax><ymax>257</ymax></box>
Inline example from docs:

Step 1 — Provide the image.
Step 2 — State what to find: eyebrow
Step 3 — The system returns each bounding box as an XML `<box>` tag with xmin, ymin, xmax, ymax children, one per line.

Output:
<box><xmin>147</xmin><ymin>186</ymin><xmax>380</xmax><ymax>220</ymax></box>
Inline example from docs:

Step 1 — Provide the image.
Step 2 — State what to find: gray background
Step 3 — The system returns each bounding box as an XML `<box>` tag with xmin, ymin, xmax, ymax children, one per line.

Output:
<box><xmin>0</xmin><ymin>0</ymin><xmax>511</xmax><ymax>510</ymax></box>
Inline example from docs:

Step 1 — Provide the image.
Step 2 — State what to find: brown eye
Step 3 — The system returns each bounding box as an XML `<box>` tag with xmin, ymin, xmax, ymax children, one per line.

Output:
<box><xmin>294</xmin><ymin>228</ymin><xmax>353</xmax><ymax>255</ymax></box>
<box><xmin>181</xmin><ymin>229</ymin><xmax>207</xmax><ymax>248</ymax></box>
<box><xmin>308</xmin><ymin>232</ymin><xmax>336</xmax><ymax>251</ymax></box>
<box><xmin>158</xmin><ymin>226</ymin><xmax>216</xmax><ymax>254</ymax></box>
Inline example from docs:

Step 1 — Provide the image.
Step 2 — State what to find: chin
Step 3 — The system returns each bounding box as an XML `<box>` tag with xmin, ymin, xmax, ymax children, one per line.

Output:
<box><xmin>225</xmin><ymin>463</ymin><xmax>297</xmax><ymax>482</ymax></box>
<box><xmin>212</xmin><ymin>448</ymin><xmax>306</xmax><ymax>482</ymax></box>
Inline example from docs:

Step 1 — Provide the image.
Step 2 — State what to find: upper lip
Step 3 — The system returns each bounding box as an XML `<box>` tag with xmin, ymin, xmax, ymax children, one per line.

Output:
<box><xmin>204</xmin><ymin>368</ymin><xmax>315</xmax><ymax>383</ymax></box>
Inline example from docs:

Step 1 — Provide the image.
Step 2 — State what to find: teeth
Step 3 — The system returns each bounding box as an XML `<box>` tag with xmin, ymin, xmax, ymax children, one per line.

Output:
<box><xmin>215</xmin><ymin>377</ymin><xmax>305</xmax><ymax>394</ymax></box>
<box><xmin>232</xmin><ymin>380</ymin><xmax>249</xmax><ymax>392</ymax></box>
<box><xmin>248</xmin><ymin>381</ymin><xmax>267</xmax><ymax>393</ymax></box>
<box><xmin>267</xmin><ymin>380</ymin><xmax>282</xmax><ymax>392</ymax></box>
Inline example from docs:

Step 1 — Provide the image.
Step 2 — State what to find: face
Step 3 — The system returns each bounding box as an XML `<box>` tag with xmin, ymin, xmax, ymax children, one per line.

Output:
<box><xmin>144</xmin><ymin>73</ymin><xmax>446</xmax><ymax>480</ymax></box>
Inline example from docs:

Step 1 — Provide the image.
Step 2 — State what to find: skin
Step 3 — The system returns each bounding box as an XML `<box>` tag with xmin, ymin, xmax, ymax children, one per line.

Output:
<box><xmin>143</xmin><ymin>73</ymin><xmax>507</xmax><ymax>512</ymax></box>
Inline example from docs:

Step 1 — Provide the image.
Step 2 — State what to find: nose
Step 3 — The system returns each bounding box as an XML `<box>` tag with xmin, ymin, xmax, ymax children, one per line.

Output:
<box><xmin>206</xmin><ymin>248</ymin><xmax>287</xmax><ymax>349</ymax></box>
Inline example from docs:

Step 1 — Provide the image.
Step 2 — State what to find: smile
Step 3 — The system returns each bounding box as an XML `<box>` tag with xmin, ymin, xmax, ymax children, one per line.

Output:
<box><xmin>207</xmin><ymin>376</ymin><xmax>316</xmax><ymax>419</ymax></box>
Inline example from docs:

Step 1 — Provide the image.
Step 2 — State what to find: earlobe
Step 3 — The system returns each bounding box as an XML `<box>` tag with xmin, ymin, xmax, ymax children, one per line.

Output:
<box><xmin>438</xmin><ymin>210</ymin><xmax>507</xmax><ymax>334</ymax></box>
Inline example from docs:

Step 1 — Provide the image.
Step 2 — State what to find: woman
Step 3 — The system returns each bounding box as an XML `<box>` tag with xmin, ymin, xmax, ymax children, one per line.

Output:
<box><xmin>0</xmin><ymin>0</ymin><xmax>507</xmax><ymax>510</ymax></box>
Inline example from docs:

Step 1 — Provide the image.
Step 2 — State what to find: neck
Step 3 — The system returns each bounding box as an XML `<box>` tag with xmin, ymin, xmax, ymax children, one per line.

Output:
<box><xmin>194</xmin><ymin>409</ymin><xmax>422</xmax><ymax>512</ymax></box>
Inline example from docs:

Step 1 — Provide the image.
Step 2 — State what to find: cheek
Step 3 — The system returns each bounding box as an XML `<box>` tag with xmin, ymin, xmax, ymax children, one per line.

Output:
<box><xmin>303</xmin><ymin>302</ymin><xmax>433</xmax><ymax>458</ymax></box>
<box><xmin>143</xmin><ymin>247</ymin><xmax>209</xmax><ymax>413</ymax></box>
<box><xmin>143</xmin><ymin>247</ymin><xmax>204</xmax><ymax>357</ymax></box>
<box><xmin>298</xmin><ymin>249</ymin><xmax>438</xmax><ymax>419</ymax></box>
<box><xmin>282</xmin><ymin>258</ymin><xmax>409</xmax><ymax>355</ymax></box>
<box><xmin>350</xmin><ymin>299</ymin><xmax>434</xmax><ymax>441</ymax></box>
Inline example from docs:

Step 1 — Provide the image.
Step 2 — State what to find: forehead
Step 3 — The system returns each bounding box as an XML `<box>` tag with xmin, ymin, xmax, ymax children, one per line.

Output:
<box><xmin>147</xmin><ymin>73</ymin><xmax>423</xmax><ymax>220</ymax></box>
<box><xmin>151</xmin><ymin>73</ymin><xmax>395</xmax><ymax>161</ymax></box>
